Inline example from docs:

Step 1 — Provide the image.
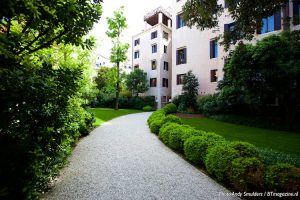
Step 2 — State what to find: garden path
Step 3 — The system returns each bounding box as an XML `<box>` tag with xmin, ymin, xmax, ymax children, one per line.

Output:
<box><xmin>43</xmin><ymin>112</ymin><xmax>238</xmax><ymax>200</ymax></box>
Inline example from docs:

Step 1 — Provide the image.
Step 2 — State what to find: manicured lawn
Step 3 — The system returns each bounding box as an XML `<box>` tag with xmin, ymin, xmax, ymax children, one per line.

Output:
<box><xmin>90</xmin><ymin>108</ymin><xmax>143</xmax><ymax>126</ymax></box>
<box><xmin>181</xmin><ymin>117</ymin><xmax>300</xmax><ymax>156</ymax></box>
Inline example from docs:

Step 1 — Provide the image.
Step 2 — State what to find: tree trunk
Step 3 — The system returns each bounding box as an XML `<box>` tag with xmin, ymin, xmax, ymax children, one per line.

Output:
<box><xmin>115</xmin><ymin>62</ymin><xmax>120</xmax><ymax>110</ymax></box>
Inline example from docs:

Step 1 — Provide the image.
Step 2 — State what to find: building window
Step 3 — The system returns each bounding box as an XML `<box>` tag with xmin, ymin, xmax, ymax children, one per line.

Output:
<box><xmin>176</xmin><ymin>13</ymin><xmax>186</xmax><ymax>29</ymax></box>
<box><xmin>210</xmin><ymin>40</ymin><xmax>218</xmax><ymax>59</ymax></box>
<box><xmin>134</xmin><ymin>51</ymin><xmax>139</xmax><ymax>59</ymax></box>
<box><xmin>134</xmin><ymin>39</ymin><xmax>140</xmax><ymax>46</ymax></box>
<box><xmin>161</xmin><ymin>96</ymin><xmax>167</xmax><ymax>103</ymax></box>
<box><xmin>134</xmin><ymin>65</ymin><xmax>139</xmax><ymax>69</ymax></box>
<box><xmin>163</xmin><ymin>61</ymin><xmax>169</xmax><ymax>71</ymax></box>
<box><xmin>293</xmin><ymin>0</ymin><xmax>300</xmax><ymax>25</ymax></box>
<box><xmin>224</xmin><ymin>0</ymin><xmax>229</xmax><ymax>8</ymax></box>
<box><xmin>163</xmin><ymin>31</ymin><xmax>169</xmax><ymax>40</ymax></box>
<box><xmin>151</xmin><ymin>60</ymin><xmax>157</xmax><ymax>70</ymax></box>
<box><xmin>164</xmin><ymin>45</ymin><xmax>167</xmax><ymax>53</ymax></box>
<box><xmin>177</xmin><ymin>74</ymin><xmax>185</xmax><ymax>85</ymax></box>
<box><xmin>152</xmin><ymin>44</ymin><xmax>157</xmax><ymax>53</ymax></box>
<box><xmin>211</xmin><ymin>69</ymin><xmax>218</xmax><ymax>82</ymax></box>
<box><xmin>224</xmin><ymin>22</ymin><xmax>235</xmax><ymax>33</ymax></box>
<box><xmin>176</xmin><ymin>48</ymin><xmax>187</xmax><ymax>65</ymax></box>
<box><xmin>151</xmin><ymin>31</ymin><xmax>157</xmax><ymax>39</ymax></box>
<box><xmin>150</xmin><ymin>78</ymin><xmax>157</xmax><ymax>87</ymax></box>
<box><xmin>162</xmin><ymin>78</ymin><xmax>169</xmax><ymax>88</ymax></box>
<box><xmin>259</xmin><ymin>11</ymin><xmax>281</xmax><ymax>34</ymax></box>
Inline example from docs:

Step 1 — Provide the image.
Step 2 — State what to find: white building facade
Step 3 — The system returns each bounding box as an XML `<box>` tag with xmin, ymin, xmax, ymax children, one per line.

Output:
<box><xmin>171</xmin><ymin>0</ymin><xmax>300</xmax><ymax>98</ymax></box>
<box><xmin>133</xmin><ymin>1</ymin><xmax>300</xmax><ymax>105</ymax></box>
<box><xmin>132</xmin><ymin>7</ymin><xmax>172</xmax><ymax>109</ymax></box>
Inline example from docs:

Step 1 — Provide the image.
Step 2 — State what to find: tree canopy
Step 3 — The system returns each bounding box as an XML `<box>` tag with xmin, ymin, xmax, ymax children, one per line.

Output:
<box><xmin>182</xmin><ymin>0</ymin><xmax>288</xmax><ymax>49</ymax></box>
<box><xmin>0</xmin><ymin>0</ymin><xmax>102</xmax><ymax>58</ymax></box>
<box><xmin>181</xmin><ymin>70</ymin><xmax>199</xmax><ymax>112</ymax></box>
<box><xmin>125</xmin><ymin>69</ymin><xmax>149</xmax><ymax>97</ymax></box>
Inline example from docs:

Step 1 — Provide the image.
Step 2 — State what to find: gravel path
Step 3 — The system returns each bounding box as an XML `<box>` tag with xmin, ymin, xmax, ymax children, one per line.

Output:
<box><xmin>43</xmin><ymin>112</ymin><xmax>239</xmax><ymax>200</ymax></box>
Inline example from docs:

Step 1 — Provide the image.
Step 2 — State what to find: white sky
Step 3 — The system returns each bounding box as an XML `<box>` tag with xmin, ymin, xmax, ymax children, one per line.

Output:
<box><xmin>89</xmin><ymin>0</ymin><xmax>172</xmax><ymax>62</ymax></box>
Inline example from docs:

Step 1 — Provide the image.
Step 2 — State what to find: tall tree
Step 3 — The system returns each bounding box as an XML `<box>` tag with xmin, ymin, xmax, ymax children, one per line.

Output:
<box><xmin>125</xmin><ymin>68</ymin><xmax>149</xmax><ymax>97</ymax></box>
<box><xmin>106</xmin><ymin>7</ymin><xmax>129</xmax><ymax>110</ymax></box>
<box><xmin>182</xmin><ymin>70</ymin><xmax>199</xmax><ymax>112</ymax></box>
<box><xmin>182</xmin><ymin>0</ymin><xmax>288</xmax><ymax>50</ymax></box>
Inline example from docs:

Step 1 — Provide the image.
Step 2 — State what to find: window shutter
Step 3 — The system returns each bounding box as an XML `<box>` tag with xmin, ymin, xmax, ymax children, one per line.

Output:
<box><xmin>176</xmin><ymin>50</ymin><xmax>179</xmax><ymax>65</ymax></box>
<box><xmin>274</xmin><ymin>10</ymin><xmax>282</xmax><ymax>31</ymax></box>
<box><xmin>293</xmin><ymin>0</ymin><xmax>300</xmax><ymax>25</ymax></box>
<box><xmin>183</xmin><ymin>48</ymin><xmax>187</xmax><ymax>64</ymax></box>
<box><xmin>210</xmin><ymin>41</ymin><xmax>213</xmax><ymax>58</ymax></box>
<box><xmin>224</xmin><ymin>24</ymin><xmax>229</xmax><ymax>33</ymax></box>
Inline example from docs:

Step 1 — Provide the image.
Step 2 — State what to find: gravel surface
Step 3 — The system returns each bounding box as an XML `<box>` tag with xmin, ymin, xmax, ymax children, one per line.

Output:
<box><xmin>43</xmin><ymin>112</ymin><xmax>239</xmax><ymax>200</ymax></box>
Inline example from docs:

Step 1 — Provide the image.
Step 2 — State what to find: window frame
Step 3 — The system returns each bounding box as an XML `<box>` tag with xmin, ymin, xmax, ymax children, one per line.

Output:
<box><xmin>150</xmin><ymin>78</ymin><xmax>157</xmax><ymax>87</ymax></box>
<box><xmin>210</xmin><ymin>69</ymin><xmax>218</xmax><ymax>82</ymax></box>
<box><xmin>176</xmin><ymin>48</ymin><xmax>187</xmax><ymax>65</ymax></box>
<box><xmin>151</xmin><ymin>31</ymin><xmax>158</xmax><ymax>39</ymax></box>
<box><xmin>177</xmin><ymin>74</ymin><xmax>185</xmax><ymax>85</ymax></box>
<box><xmin>152</xmin><ymin>44</ymin><xmax>157</xmax><ymax>53</ymax></box>
<box><xmin>134</xmin><ymin>51</ymin><xmax>140</xmax><ymax>59</ymax></box>
<box><xmin>151</xmin><ymin>60</ymin><xmax>157</xmax><ymax>70</ymax></box>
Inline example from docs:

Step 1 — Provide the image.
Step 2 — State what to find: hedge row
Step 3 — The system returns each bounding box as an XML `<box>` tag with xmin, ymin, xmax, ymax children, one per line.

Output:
<box><xmin>148</xmin><ymin>104</ymin><xmax>300</xmax><ymax>193</ymax></box>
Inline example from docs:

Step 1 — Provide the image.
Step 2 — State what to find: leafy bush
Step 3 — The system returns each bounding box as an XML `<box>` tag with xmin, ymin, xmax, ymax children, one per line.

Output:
<box><xmin>229</xmin><ymin>157</ymin><xmax>264</xmax><ymax>191</ymax></box>
<box><xmin>171</xmin><ymin>95</ymin><xmax>182</xmax><ymax>107</ymax></box>
<box><xmin>95</xmin><ymin>93</ymin><xmax>155</xmax><ymax>110</ymax></box>
<box><xmin>147</xmin><ymin>110</ymin><xmax>165</xmax><ymax>125</ymax></box>
<box><xmin>142</xmin><ymin>105</ymin><xmax>154</xmax><ymax>111</ymax></box>
<box><xmin>162</xmin><ymin>115</ymin><xmax>183</xmax><ymax>125</ymax></box>
<box><xmin>149</xmin><ymin>117</ymin><xmax>166</xmax><ymax>135</ymax></box>
<box><xmin>162</xmin><ymin>103</ymin><xmax>177</xmax><ymax>114</ymax></box>
<box><xmin>168</xmin><ymin>125</ymin><xmax>203</xmax><ymax>152</ymax></box>
<box><xmin>229</xmin><ymin>141</ymin><xmax>260</xmax><ymax>158</ymax></box>
<box><xmin>256</xmin><ymin>147</ymin><xmax>300</xmax><ymax>167</ymax></box>
<box><xmin>159</xmin><ymin>123</ymin><xmax>182</xmax><ymax>145</ymax></box>
<box><xmin>205</xmin><ymin>143</ymin><xmax>239</xmax><ymax>182</ymax></box>
<box><xmin>184</xmin><ymin>132</ymin><xmax>225</xmax><ymax>164</ymax></box>
<box><xmin>197</xmin><ymin>94</ymin><xmax>220</xmax><ymax>115</ymax></box>
<box><xmin>265</xmin><ymin>163</ymin><xmax>300</xmax><ymax>192</ymax></box>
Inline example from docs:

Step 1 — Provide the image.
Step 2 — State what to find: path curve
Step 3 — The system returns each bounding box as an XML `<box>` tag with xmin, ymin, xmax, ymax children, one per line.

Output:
<box><xmin>43</xmin><ymin>112</ymin><xmax>239</xmax><ymax>200</ymax></box>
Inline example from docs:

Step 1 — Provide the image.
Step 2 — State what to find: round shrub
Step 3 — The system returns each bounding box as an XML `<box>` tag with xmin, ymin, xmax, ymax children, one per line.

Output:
<box><xmin>147</xmin><ymin>111</ymin><xmax>165</xmax><ymax>125</ymax></box>
<box><xmin>265</xmin><ymin>163</ymin><xmax>300</xmax><ymax>192</ymax></box>
<box><xmin>142</xmin><ymin>105</ymin><xmax>154</xmax><ymax>111</ymax></box>
<box><xmin>205</xmin><ymin>143</ymin><xmax>239</xmax><ymax>182</ymax></box>
<box><xmin>162</xmin><ymin>115</ymin><xmax>183</xmax><ymax>125</ymax></box>
<box><xmin>159</xmin><ymin>123</ymin><xmax>182</xmax><ymax>145</ymax></box>
<box><xmin>229</xmin><ymin>157</ymin><xmax>264</xmax><ymax>191</ymax></box>
<box><xmin>229</xmin><ymin>141</ymin><xmax>260</xmax><ymax>158</ymax></box>
<box><xmin>184</xmin><ymin>132</ymin><xmax>225</xmax><ymax>165</ymax></box>
<box><xmin>168</xmin><ymin>125</ymin><xmax>201</xmax><ymax>152</ymax></box>
<box><xmin>162</xmin><ymin>103</ymin><xmax>177</xmax><ymax>114</ymax></box>
<box><xmin>149</xmin><ymin>116</ymin><xmax>166</xmax><ymax>135</ymax></box>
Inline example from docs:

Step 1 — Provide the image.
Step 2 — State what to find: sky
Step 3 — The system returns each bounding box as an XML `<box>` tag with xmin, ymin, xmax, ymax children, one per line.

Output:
<box><xmin>89</xmin><ymin>0</ymin><xmax>172</xmax><ymax>62</ymax></box>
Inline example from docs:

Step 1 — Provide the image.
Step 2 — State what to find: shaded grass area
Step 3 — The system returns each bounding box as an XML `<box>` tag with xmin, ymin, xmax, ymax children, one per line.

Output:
<box><xmin>181</xmin><ymin>117</ymin><xmax>300</xmax><ymax>157</ymax></box>
<box><xmin>90</xmin><ymin>108</ymin><xmax>143</xmax><ymax>126</ymax></box>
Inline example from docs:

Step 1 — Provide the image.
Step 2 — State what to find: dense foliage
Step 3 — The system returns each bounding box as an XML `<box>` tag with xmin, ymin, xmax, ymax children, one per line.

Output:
<box><xmin>182</xmin><ymin>0</ymin><xmax>289</xmax><ymax>49</ymax></box>
<box><xmin>180</xmin><ymin>71</ymin><xmax>199</xmax><ymax>112</ymax></box>
<box><xmin>0</xmin><ymin>1</ymin><xmax>102</xmax><ymax>199</ymax></box>
<box><xmin>125</xmin><ymin>68</ymin><xmax>149</xmax><ymax>97</ymax></box>
<box><xmin>147</xmin><ymin>106</ymin><xmax>300</xmax><ymax>193</ymax></box>
<box><xmin>198</xmin><ymin>31</ymin><xmax>300</xmax><ymax>130</ymax></box>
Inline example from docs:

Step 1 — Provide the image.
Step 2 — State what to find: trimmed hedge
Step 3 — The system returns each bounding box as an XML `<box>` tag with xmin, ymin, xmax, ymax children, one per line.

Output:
<box><xmin>229</xmin><ymin>141</ymin><xmax>260</xmax><ymax>158</ymax></box>
<box><xmin>205</xmin><ymin>143</ymin><xmax>239</xmax><ymax>182</ymax></box>
<box><xmin>229</xmin><ymin>157</ymin><xmax>264</xmax><ymax>191</ymax></box>
<box><xmin>168</xmin><ymin>125</ymin><xmax>202</xmax><ymax>152</ymax></box>
<box><xmin>147</xmin><ymin>105</ymin><xmax>299</xmax><ymax>193</ymax></box>
<box><xmin>184</xmin><ymin>132</ymin><xmax>225</xmax><ymax>164</ymax></box>
<box><xmin>159</xmin><ymin>122</ymin><xmax>182</xmax><ymax>145</ymax></box>
<box><xmin>265</xmin><ymin>163</ymin><xmax>300</xmax><ymax>192</ymax></box>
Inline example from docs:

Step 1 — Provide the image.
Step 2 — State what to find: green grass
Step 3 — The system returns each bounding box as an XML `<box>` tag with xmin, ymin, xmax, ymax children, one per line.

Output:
<box><xmin>181</xmin><ymin>117</ymin><xmax>300</xmax><ymax>157</ymax></box>
<box><xmin>90</xmin><ymin>108</ymin><xmax>143</xmax><ymax>126</ymax></box>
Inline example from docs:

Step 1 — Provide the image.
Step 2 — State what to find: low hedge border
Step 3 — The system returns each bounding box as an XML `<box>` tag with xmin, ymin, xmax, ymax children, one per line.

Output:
<box><xmin>147</xmin><ymin>104</ymin><xmax>300</xmax><ymax>193</ymax></box>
